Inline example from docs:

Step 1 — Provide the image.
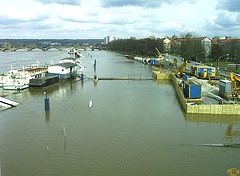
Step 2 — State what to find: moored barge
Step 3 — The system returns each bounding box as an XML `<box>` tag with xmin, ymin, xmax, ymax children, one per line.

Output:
<box><xmin>29</xmin><ymin>76</ymin><xmax>59</xmax><ymax>88</ymax></box>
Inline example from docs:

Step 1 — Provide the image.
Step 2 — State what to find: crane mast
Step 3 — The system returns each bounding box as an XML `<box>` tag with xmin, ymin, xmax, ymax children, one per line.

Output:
<box><xmin>155</xmin><ymin>47</ymin><xmax>162</xmax><ymax>58</ymax></box>
<box><xmin>230</xmin><ymin>72</ymin><xmax>240</xmax><ymax>97</ymax></box>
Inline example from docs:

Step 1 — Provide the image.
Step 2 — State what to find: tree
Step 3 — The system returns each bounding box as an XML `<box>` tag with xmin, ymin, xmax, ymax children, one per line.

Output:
<box><xmin>179</xmin><ymin>32</ymin><xmax>199</xmax><ymax>39</ymax></box>
<box><xmin>210</xmin><ymin>44</ymin><xmax>224</xmax><ymax>62</ymax></box>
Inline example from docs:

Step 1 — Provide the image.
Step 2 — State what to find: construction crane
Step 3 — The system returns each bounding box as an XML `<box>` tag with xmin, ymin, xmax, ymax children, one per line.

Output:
<box><xmin>230</xmin><ymin>72</ymin><xmax>240</xmax><ymax>98</ymax></box>
<box><xmin>176</xmin><ymin>61</ymin><xmax>187</xmax><ymax>77</ymax></box>
<box><xmin>155</xmin><ymin>47</ymin><xmax>162</xmax><ymax>58</ymax></box>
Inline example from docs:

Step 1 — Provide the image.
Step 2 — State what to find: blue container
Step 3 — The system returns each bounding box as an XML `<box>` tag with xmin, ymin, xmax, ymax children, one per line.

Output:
<box><xmin>183</xmin><ymin>81</ymin><xmax>202</xmax><ymax>99</ymax></box>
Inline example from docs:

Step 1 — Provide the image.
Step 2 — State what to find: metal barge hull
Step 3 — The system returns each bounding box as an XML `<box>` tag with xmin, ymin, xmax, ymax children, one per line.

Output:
<box><xmin>29</xmin><ymin>76</ymin><xmax>59</xmax><ymax>88</ymax></box>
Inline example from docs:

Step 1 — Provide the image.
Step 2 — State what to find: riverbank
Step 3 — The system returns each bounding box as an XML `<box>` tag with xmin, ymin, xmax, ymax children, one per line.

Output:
<box><xmin>152</xmin><ymin>68</ymin><xmax>240</xmax><ymax>115</ymax></box>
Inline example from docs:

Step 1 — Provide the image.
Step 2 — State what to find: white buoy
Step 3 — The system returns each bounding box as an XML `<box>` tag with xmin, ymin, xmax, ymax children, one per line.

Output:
<box><xmin>89</xmin><ymin>100</ymin><xmax>93</xmax><ymax>109</ymax></box>
<box><xmin>63</xmin><ymin>122</ymin><xmax>66</xmax><ymax>137</ymax></box>
<box><xmin>46</xmin><ymin>145</ymin><xmax>50</xmax><ymax>152</ymax></box>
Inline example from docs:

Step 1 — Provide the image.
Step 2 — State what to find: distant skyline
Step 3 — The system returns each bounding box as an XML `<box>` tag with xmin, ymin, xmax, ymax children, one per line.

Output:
<box><xmin>0</xmin><ymin>0</ymin><xmax>240</xmax><ymax>39</ymax></box>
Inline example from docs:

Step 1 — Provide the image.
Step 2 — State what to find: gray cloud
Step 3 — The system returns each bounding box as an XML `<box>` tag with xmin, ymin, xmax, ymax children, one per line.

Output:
<box><xmin>36</xmin><ymin>0</ymin><xmax>81</xmax><ymax>5</ymax></box>
<box><xmin>100</xmin><ymin>0</ymin><xmax>193</xmax><ymax>8</ymax></box>
<box><xmin>216</xmin><ymin>0</ymin><xmax>240</xmax><ymax>12</ymax></box>
<box><xmin>0</xmin><ymin>16</ymin><xmax>37</xmax><ymax>28</ymax></box>
<box><xmin>1</xmin><ymin>0</ymin><xmax>240</xmax><ymax>39</ymax></box>
<box><xmin>204</xmin><ymin>11</ymin><xmax>240</xmax><ymax>38</ymax></box>
<box><xmin>214</xmin><ymin>13</ymin><xmax>240</xmax><ymax>27</ymax></box>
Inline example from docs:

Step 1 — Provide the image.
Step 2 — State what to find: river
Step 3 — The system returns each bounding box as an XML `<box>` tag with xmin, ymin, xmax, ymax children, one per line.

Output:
<box><xmin>0</xmin><ymin>49</ymin><xmax>240</xmax><ymax>176</ymax></box>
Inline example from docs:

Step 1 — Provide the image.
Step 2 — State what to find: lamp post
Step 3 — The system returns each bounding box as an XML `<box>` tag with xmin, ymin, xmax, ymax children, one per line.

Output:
<box><xmin>217</xmin><ymin>54</ymin><xmax>229</xmax><ymax>77</ymax></box>
<box><xmin>195</xmin><ymin>51</ymin><xmax>205</xmax><ymax>62</ymax></box>
<box><xmin>217</xmin><ymin>54</ymin><xmax>229</xmax><ymax>70</ymax></box>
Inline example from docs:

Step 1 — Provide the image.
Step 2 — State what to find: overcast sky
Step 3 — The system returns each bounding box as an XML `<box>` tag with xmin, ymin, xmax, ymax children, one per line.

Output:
<box><xmin>0</xmin><ymin>0</ymin><xmax>239</xmax><ymax>39</ymax></box>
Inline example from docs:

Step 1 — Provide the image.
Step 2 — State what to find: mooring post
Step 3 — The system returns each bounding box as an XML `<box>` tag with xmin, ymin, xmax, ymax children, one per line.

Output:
<box><xmin>81</xmin><ymin>73</ymin><xmax>84</xmax><ymax>81</ymax></box>
<box><xmin>94</xmin><ymin>59</ymin><xmax>96</xmax><ymax>70</ymax></box>
<box><xmin>44</xmin><ymin>92</ymin><xmax>50</xmax><ymax>111</ymax></box>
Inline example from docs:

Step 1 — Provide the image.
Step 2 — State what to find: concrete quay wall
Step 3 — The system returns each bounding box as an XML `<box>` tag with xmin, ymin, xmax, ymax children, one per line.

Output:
<box><xmin>153</xmin><ymin>70</ymin><xmax>240</xmax><ymax>115</ymax></box>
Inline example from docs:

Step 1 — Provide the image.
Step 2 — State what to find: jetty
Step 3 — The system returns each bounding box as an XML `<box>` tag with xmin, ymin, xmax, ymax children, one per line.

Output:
<box><xmin>0</xmin><ymin>97</ymin><xmax>19</xmax><ymax>111</ymax></box>
<box><xmin>98</xmin><ymin>76</ymin><xmax>153</xmax><ymax>81</ymax></box>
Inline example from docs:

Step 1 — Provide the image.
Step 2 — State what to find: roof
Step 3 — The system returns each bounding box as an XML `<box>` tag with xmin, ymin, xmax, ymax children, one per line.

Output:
<box><xmin>211</xmin><ymin>39</ymin><xmax>218</xmax><ymax>44</ymax></box>
<box><xmin>50</xmin><ymin>63</ymin><xmax>77</xmax><ymax>68</ymax></box>
<box><xmin>219</xmin><ymin>39</ymin><xmax>240</xmax><ymax>43</ymax></box>
<box><xmin>176</xmin><ymin>37</ymin><xmax>210</xmax><ymax>42</ymax></box>
<box><xmin>177</xmin><ymin>38</ymin><xmax>187</xmax><ymax>42</ymax></box>
<box><xmin>157</xmin><ymin>38</ymin><xmax>171</xmax><ymax>42</ymax></box>
<box><xmin>190</xmin><ymin>37</ymin><xmax>209</xmax><ymax>41</ymax></box>
<box><xmin>60</xmin><ymin>57</ymin><xmax>76</xmax><ymax>61</ymax></box>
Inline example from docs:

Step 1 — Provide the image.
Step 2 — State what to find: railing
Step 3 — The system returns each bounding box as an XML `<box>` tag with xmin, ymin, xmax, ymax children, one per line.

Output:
<box><xmin>127</xmin><ymin>73</ymin><xmax>153</xmax><ymax>80</ymax></box>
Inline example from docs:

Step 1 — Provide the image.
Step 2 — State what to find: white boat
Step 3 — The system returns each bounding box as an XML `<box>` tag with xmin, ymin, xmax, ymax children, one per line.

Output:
<box><xmin>47</xmin><ymin>57</ymin><xmax>84</xmax><ymax>79</ymax></box>
<box><xmin>1</xmin><ymin>64</ymin><xmax>48</xmax><ymax>90</ymax></box>
<box><xmin>3</xmin><ymin>82</ymin><xmax>29</xmax><ymax>90</ymax></box>
<box><xmin>47</xmin><ymin>63</ymin><xmax>76</xmax><ymax>79</ymax></box>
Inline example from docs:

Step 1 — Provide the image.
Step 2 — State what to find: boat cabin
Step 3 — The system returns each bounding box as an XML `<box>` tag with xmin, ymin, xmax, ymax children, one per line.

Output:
<box><xmin>47</xmin><ymin>63</ymin><xmax>78</xmax><ymax>79</ymax></box>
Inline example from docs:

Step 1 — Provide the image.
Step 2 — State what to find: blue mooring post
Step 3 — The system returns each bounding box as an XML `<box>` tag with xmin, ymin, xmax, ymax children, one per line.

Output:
<box><xmin>44</xmin><ymin>92</ymin><xmax>50</xmax><ymax>111</ymax></box>
<box><xmin>94</xmin><ymin>59</ymin><xmax>96</xmax><ymax>70</ymax></box>
<box><xmin>80</xmin><ymin>73</ymin><xmax>84</xmax><ymax>81</ymax></box>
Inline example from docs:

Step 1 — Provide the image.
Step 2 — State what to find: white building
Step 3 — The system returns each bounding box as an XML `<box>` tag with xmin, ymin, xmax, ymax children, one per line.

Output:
<box><xmin>104</xmin><ymin>36</ymin><xmax>116</xmax><ymax>44</ymax></box>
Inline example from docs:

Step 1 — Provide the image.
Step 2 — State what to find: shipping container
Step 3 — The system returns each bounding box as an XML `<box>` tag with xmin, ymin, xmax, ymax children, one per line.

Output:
<box><xmin>219</xmin><ymin>80</ymin><xmax>232</xmax><ymax>93</ymax></box>
<box><xmin>183</xmin><ymin>81</ymin><xmax>202</xmax><ymax>99</ymax></box>
<box><xmin>191</xmin><ymin>66</ymin><xmax>216</xmax><ymax>78</ymax></box>
<box><xmin>191</xmin><ymin>66</ymin><xmax>195</xmax><ymax>75</ymax></box>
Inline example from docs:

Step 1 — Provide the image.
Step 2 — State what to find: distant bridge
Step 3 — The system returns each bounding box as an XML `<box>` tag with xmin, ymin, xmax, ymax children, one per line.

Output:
<box><xmin>0</xmin><ymin>46</ymin><xmax>67</xmax><ymax>52</ymax></box>
<box><xmin>0</xmin><ymin>46</ymin><xmax>103</xmax><ymax>52</ymax></box>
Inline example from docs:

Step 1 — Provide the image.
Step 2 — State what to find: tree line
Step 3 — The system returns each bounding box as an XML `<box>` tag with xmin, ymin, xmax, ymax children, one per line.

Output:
<box><xmin>106</xmin><ymin>36</ymin><xmax>232</xmax><ymax>63</ymax></box>
<box><xmin>106</xmin><ymin>37</ymin><xmax>163</xmax><ymax>58</ymax></box>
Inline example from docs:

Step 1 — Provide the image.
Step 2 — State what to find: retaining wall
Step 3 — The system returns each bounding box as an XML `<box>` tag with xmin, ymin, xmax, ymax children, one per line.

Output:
<box><xmin>154</xmin><ymin>70</ymin><xmax>240</xmax><ymax>115</ymax></box>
